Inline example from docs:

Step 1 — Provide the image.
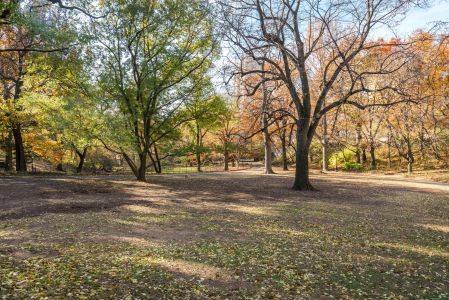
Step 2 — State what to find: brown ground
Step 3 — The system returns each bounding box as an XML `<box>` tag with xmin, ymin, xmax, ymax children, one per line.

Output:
<box><xmin>0</xmin><ymin>169</ymin><xmax>448</xmax><ymax>299</ymax></box>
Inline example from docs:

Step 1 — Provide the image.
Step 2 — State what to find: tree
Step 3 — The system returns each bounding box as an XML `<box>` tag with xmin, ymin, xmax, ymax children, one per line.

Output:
<box><xmin>0</xmin><ymin>27</ymin><xmax>31</xmax><ymax>172</ymax></box>
<box><xmin>219</xmin><ymin>0</ymin><xmax>424</xmax><ymax>190</ymax></box>
<box><xmin>185</xmin><ymin>92</ymin><xmax>227</xmax><ymax>172</ymax></box>
<box><xmin>388</xmin><ymin>103</ymin><xmax>419</xmax><ymax>174</ymax></box>
<box><xmin>215</xmin><ymin>99</ymin><xmax>240</xmax><ymax>171</ymax></box>
<box><xmin>0</xmin><ymin>1</ymin><xmax>77</xmax><ymax>172</ymax></box>
<box><xmin>93</xmin><ymin>0</ymin><xmax>216</xmax><ymax>181</ymax></box>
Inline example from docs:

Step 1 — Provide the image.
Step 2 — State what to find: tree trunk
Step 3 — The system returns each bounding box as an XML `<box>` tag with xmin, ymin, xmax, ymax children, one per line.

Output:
<box><xmin>196</xmin><ymin>150</ymin><xmax>201</xmax><ymax>172</ymax></box>
<box><xmin>334</xmin><ymin>153</ymin><xmax>338</xmax><ymax>171</ymax></box>
<box><xmin>136</xmin><ymin>152</ymin><xmax>147</xmax><ymax>181</ymax></box>
<box><xmin>406</xmin><ymin>141</ymin><xmax>414</xmax><ymax>175</ymax></box>
<box><xmin>322</xmin><ymin>142</ymin><xmax>328</xmax><ymax>172</ymax></box>
<box><xmin>5</xmin><ymin>130</ymin><xmax>13</xmax><ymax>171</ymax></box>
<box><xmin>355</xmin><ymin>123</ymin><xmax>362</xmax><ymax>164</ymax></box>
<box><xmin>262</xmin><ymin>127</ymin><xmax>274</xmax><ymax>174</ymax></box>
<box><xmin>196</xmin><ymin>125</ymin><xmax>202</xmax><ymax>172</ymax></box>
<box><xmin>12</xmin><ymin>124</ymin><xmax>26</xmax><ymax>172</ymax></box>
<box><xmin>407</xmin><ymin>161</ymin><xmax>413</xmax><ymax>174</ymax></box>
<box><xmin>148</xmin><ymin>146</ymin><xmax>162</xmax><ymax>174</ymax></box>
<box><xmin>362</xmin><ymin>147</ymin><xmax>367</xmax><ymax>164</ymax></box>
<box><xmin>154</xmin><ymin>145</ymin><xmax>162</xmax><ymax>174</ymax></box>
<box><xmin>123</xmin><ymin>152</ymin><xmax>138</xmax><ymax>177</ymax></box>
<box><xmin>56</xmin><ymin>163</ymin><xmax>64</xmax><ymax>172</ymax></box>
<box><xmin>387</xmin><ymin>133</ymin><xmax>392</xmax><ymax>169</ymax></box>
<box><xmin>369</xmin><ymin>143</ymin><xmax>376</xmax><ymax>170</ymax></box>
<box><xmin>11</xmin><ymin>67</ymin><xmax>26</xmax><ymax>173</ymax></box>
<box><xmin>292</xmin><ymin>127</ymin><xmax>313</xmax><ymax>190</ymax></box>
<box><xmin>419</xmin><ymin>123</ymin><xmax>425</xmax><ymax>161</ymax></box>
<box><xmin>224</xmin><ymin>149</ymin><xmax>229</xmax><ymax>171</ymax></box>
<box><xmin>75</xmin><ymin>147</ymin><xmax>88</xmax><ymax>173</ymax></box>
<box><xmin>322</xmin><ymin>114</ymin><xmax>329</xmax><ymax>171</ymax></box>
<box><xmin>281</xmin><ymin>128</ymin><xmax>288</xmax><ymax>171</ymax></box>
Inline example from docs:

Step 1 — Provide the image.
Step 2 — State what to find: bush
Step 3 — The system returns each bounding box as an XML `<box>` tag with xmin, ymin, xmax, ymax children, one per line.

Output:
<box><xmin>328</xmin><ymin>147</ymin><xmax>356</xmax><ymax>168</ymax></box>
<box><xmin>343</xmin><ymin>162</ymin><xmax>362</xmax><ymax>171</ymax></box>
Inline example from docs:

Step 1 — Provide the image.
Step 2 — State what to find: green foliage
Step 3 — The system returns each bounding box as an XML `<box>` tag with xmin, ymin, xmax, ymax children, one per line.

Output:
<box><xmin>343</xmin><ymin>162</ymin><xmax>363</xmax><ymax>171</ymax></box>
<box><xmin>90</xmin><ymin>0</ymin><xmax>217</xmax><ymax>176</ymax></box>
<box><xmin>329</xmin><ymin>147</ymin><xmax>356</xmax><ymax>168</ymax></box>
<box><xmin>21</xmin><ymin>44</ymin><xmax>105</xmax><ymax>163</ymax></box>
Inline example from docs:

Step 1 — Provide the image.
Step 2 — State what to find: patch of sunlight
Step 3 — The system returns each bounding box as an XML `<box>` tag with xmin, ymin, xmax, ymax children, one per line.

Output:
<box><xmin>121</xmin><ymin>204</ymin><xmax>165</xmax><ymax>214</ymax></box>
<box><xmin>202</xmin><ymin>224</ymin><xmax>221</xmax><ymax>231</ymax></box>
<box><xmin>352</xmin><ymin>253</ymin><xmax>412</xmax><ymax>264</ymax></box>
<box><xmin>374</xmin><ymin>242</ymin><xmax>449</xmax><ymax>258</ymax></box>
<box><xmin>146</xmin><ymin>257</ymin><xmax>232</xmax><ymax>281</ymax></box>
<box><xmin>0</xmin><ymin>228</ymin><xmax>12</xmax><ymax>237</ymax></box>
<box><xmin>227</xmin><ymin>204</ymin><xmax>277</xmax><ymax>216</ymax></box>
<box><xmin>0</xmin><ymin>228</ymin><xmax>27</xmax><ymax>240</ymax></box>
<box><xmin>134</xmin><ymin>213</ymin><xmax>189</xmax><ymax>223</ymax></box>
<box><xmin>417</xmin><ymin>223</ymin><xmax>449</xmax><ymax>234</ymax></box>
<box><xmin>114</xmin><ymin>213</ymin><xmax>184</xmax><ymax>226</ymax></box>
<box><xmin>111</xmin><ymin>235</ymin><xmax>162</xmax><ymax>247</ymax></box>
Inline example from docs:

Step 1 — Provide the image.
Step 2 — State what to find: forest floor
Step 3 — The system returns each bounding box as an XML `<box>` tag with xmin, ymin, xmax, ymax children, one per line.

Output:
<box><xmin>1</xmin><ymin>170</ymin><xmax>449</xmax><ymax>299</ymax></box>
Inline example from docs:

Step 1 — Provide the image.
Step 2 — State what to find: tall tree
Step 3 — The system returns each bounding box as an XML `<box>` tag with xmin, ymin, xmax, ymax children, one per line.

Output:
<box><xmin>93</xmin><ymin>0</ymin><xmax>216</xmax><ymax>180</ymax></box>
<box><xmin>219</xmin><ymin>0</ymin><xmax>423</xmax><ymax>190</ymax></box>
<box><xmin>0</xmin><ymin>1</ymin><xmax>77</xmax><ymax>172</ymax></box>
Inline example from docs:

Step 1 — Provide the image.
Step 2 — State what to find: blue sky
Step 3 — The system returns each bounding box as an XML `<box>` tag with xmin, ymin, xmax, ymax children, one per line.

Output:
<box><xmin>393</xmin><ymin>1</ymin><xmax>449</xmax><ymax>35</ymax></box>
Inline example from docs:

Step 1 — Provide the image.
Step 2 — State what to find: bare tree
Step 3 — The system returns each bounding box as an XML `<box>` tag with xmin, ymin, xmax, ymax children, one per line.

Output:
<box><xmin>219</xmin><ymin>0</ymin><xmax>423</xmax><ymax>190</ymax></box>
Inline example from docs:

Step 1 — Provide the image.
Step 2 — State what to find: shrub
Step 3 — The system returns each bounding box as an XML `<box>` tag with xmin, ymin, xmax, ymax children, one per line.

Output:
<box><xmin>343</xmin><ymin>162</ymin><xmax>362</xmax><ymax>171</ymax></box>
<box><xmin>328</xmin><ymin>147</ymin><xmax>356</xmax><ymax>168</ymax></box>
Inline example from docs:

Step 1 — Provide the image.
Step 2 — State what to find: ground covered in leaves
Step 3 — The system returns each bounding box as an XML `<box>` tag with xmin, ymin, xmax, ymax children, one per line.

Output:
<box><xmin>1</xmin><ymin>170</ymin><xmax>449</xmax><ymax>299</ymax></box>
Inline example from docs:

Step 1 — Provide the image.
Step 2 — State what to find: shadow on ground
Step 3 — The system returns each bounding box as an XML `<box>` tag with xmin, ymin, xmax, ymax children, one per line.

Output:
<box><xmin>0</xmin><ymin>172</ymin><xmax>448</xmax><ymax>298</ymax></box>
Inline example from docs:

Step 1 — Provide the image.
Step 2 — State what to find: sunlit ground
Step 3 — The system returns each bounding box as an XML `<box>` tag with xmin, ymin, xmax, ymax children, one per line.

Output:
<box><xmin>0</xmin><ymin>170</ymin><xmax>448</xmax><ymax>299</ymax></box>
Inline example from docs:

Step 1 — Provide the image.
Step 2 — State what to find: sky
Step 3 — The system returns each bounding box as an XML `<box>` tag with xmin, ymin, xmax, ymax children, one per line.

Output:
<box><xmin>213</xmin><ymin>0</ymin><xmax>449</xmax><ymax>93</ymax></box>
<box><xmin>377</xmin><ymin>0</ymin><xmax>449</xmax><ymax>37</ymax></box>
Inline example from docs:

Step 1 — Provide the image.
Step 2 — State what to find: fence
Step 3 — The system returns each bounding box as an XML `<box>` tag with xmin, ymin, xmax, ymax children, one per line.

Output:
<box><xmin>146</xmin><ymin>158</ymin><xmax>256</xmax><ymax>175</ymax></box>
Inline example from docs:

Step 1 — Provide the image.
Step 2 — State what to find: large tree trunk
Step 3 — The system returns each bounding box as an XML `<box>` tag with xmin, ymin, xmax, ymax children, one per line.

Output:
<box><xmin>136</xmin><ymin>152</ymin><xmax>147</xmax><ymax>181</ymax></box>
<box><xmin>292</xmin><ymin>127</ymin><xmax>313</xmax><ymax>190</ymax></box>
<box><xmin>281</xmin><ymin>128</ymin><xmax>288</xmax><ymax>171</ymax></box>
<box><xmin>12</xmin><ymin>124</ymin><xmax>26</xmax><ymax>172</ymax></box>
<box><xmin>5</xmin><ymin>131</ymin><xmax>13</xmax><ymax>171</ymax></box>
<box><xmin>362</xmin><ymin>147</ymin><xmax>367</xmax><ymax>164</ymax></box>
<box><xmin>407</xmin><ymin>161</ymin><xmax>413</xmax><ymax>174</ymax></box>
<box><xmin>369</xmin><ymin>143</ymin><xmax>376</xmax><ymax>170</ymax></box>
<box><xmin>224</xmin><ymin>149</ymin><xmax>229</xmax><ymax>171</ymax></box>
<box><xmin>75</xmin><ymin>147</ymin><xmax>88</xmax><ymax>173</ymax></box>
